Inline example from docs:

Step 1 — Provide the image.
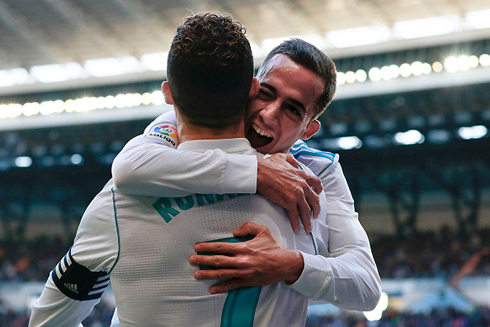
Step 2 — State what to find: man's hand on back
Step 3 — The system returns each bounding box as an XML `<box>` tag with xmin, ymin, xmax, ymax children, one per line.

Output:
<box><xmin>189</xmin><ymin>222</ymin><xmax>304</xmax><ymax>294</ymax></box>
<box><xmin>257</xmin><ymin>153</ymin><xmax>322</xmax><ymax>233</ymax></box>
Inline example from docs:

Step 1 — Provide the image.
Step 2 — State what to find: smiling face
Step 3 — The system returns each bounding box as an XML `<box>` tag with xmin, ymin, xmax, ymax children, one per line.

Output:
<box><xmin>245</xmin><ymin>54</ymin><xmax>324</xmax><ymax>154</ymax></box>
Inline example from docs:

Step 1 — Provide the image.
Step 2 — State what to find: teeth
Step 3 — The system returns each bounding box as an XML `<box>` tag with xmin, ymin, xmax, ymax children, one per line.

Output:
<box><xmin>253</xmin><ymin>125</ymin><xmax>272</xmax><ymax>138</ymax></box>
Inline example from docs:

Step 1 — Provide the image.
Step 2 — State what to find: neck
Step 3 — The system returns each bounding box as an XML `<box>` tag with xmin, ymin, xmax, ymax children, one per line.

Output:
<box><xmin>177</xmin><ymin>118</ymin><xmax>246</xmax><ymax>144</ymax></box>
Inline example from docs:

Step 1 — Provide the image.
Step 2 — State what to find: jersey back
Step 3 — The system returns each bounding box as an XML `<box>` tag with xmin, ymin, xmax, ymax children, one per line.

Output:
<box><xmin>109</xmin><ymin>188</ymin><xmax>317</xmax><ymax>326</ymax></box>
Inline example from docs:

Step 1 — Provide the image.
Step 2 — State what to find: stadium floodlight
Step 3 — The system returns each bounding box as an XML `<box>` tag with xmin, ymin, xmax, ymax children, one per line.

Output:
<box><xmin>411</xmin><ymin>61</ymin><xmax>424</xmax><ymax>76</ymax></box>
<box><xmin>336</xmin><ymin>72</ymin><xmax>346</xmax><ymax>85</ymax></box>
<box><xmin>31</xmin><ymin>64</ymin><xmax>69</xmax><ymax>83</ymax></box>
<box><xmin>345</xmin><ymin>71</ymin><xmax>356</xmax><ymax>84</ymax></box>
<box><xmin>381</xmin><ymin>65</ymin><xmax>400</xmax><ymax>80</ymax></box>
<box><xmin>444</xmin><ymin>57</ymin><xmax>459</xmax><ymax>72</ymax></box>
<box><xmin>355</xmin><ymin>69</ymin><xmax>367</xmax><ymax>83</ymax></box>
<box><xmin>393</xmin><ymin>15</ymin><xmax>460</xmax><ymax>39</ymax></box>
<box><xmin>469</xmin><ymin>56</ymin><xmax>479</xmax><ymax>68</ymax></box>
<box><xmin>142</xmin><ymin>92</ymin><xmax>152</xmax><ymax>105</ymax></box>
<box><xmin>30</xmin><ymin>63</ymin><xmax>84</xmax><ymax>83</ymax></box>
<box><xmin>389</xmin><ymin>65</ymin><xmax>401</xmax><ymax>79</ymax></box>
<box><xmin>84</xmin><ymin>56</ymin><xmax>140</xmax><ymax>77</ymax></box>
<box><xmin>466</xmin><ymin>9</ymin><xmax>490</xmax><ymax>29</ymax></box>
<box><xmin>151</xmin><ymin>91</ymin><xmax>165</xmax><ymax>105</ymax></box>
<box><xmin>381</xmin><ymin>66</ymin><xmax>392</xmax><ymax>81</ymax></box>
<box><xmin>400</xmin><ymin>63</ymin><xmax>412</xmax><ymax>77</ymax></box>
<box><xmin>457</xmin><ymin>55</ymin><xmax>471</xmax><ymax>71</ymax></box>
<box><xmin>480</xmin><ymin>54</ymin><xmax>490</xmax><ymax>67</ymax></box>
<box><xmin>368</xmin><ymin>67</ymin><xmax>382</xmax><ymax>82</ymax></box>
<box><xmin>70</xmin><ymin>154</ymin><xmax>84</xmax><ymax>165</ymax></box>
<box><xmin>364</xmin><ymin>292</ymin><xmax>389</xmax><ymax>321</ymax></box>
<box><xmin>458</xmin><ymin>125</ymin><xmax>488</xmax><ymax>140</ymax></box>
<box><xmin>15</xmin><ymin>156</ymin><xmax>32</xmax><ymax>168</ymax></box>
<box><xmin>141</xmin><ymin>52</ymin><xmax>168</xmax><ymax>71</ymax></box>
<box><xmin>432</xmin><ymin>62</ymin><xmax>443</xmax><ymax>73</ymax></box>
<box><xmin>394</xmin><ymin>129</ymin><xmax>425</xmax><ymax>145</ymax></box>
<box><xmin>22</xmin><ymin>102</ymin><xmax>40</xmax><ymax>117</ymax></box>
<box><xmin>6</xmin><ymin>103</ymin><xmax>23</xmax><ymax>118</ymax></box>
<box><xmin>40</xmin><ymin>101</ymin><xmax>56</xmax><ymax>115</ymax></box>
<box><xmin>115</xmin><ymin>94</ymin><xmax>127</xmax><ymax>109</ymax></box>
<box><xmin>11</xmin><ymin>68</ymin><xmax>32</xmax><ymax>85</ymax></box>
<box><xmin>338</xmin><ymin>136</ymin><xmax>362</xmax><ymax>150</ymax></box>
<box><xmin>104</xmin><ymin>96</ymin><xmax>116</xmax><ymax>109</ymax></box>
<box><xmin>422</xmin><ymin>63</ymin><xmax>432</xmax><ymax>75</ymax></box>
<box><xmin>95</xmin><ymin>97</ymin><xmax>106</xmax><ymax>110</ymax></box>
<box><xmin>326</xmin><ymin>25</ymin><xmax>391</xmax><ymax>48</ymax></box>
<box><xmin>0</xmin><ymin>70</ymin><xmax>15</xmax><ymax>87</ymax></box>
<box><xmin>128</xmin><ymin>93</ymin><xmax>143</xmax><ymax>107</ymax></box>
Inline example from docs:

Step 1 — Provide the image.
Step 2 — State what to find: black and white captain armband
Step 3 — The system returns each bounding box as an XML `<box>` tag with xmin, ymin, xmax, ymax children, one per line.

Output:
<box><xmin>51</xmin><ymin>250</ymin><xmax>110</xmax><ymax>301</ymax></box>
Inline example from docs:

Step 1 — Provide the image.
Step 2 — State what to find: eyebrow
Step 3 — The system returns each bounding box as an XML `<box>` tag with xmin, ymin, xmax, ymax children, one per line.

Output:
<box><xmin>260</xmin><ymin>82</ymin><xmax>307</xmax><ymax>114</ymax></box>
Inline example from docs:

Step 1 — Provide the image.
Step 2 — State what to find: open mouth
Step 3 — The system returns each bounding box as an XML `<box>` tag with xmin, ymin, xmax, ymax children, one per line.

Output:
<box><xmin>246</xmin><ymin>124</ymin><xmax>273</xmax><ymax>148</ymax></box>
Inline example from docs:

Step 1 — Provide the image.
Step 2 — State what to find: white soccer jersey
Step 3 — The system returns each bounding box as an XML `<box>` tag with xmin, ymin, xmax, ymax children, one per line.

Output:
<box><xmin>112</xmin><ymin>111</ymin><xmax>381</xmax><ymax>309</ymax></box>
<box><xmin>30</xmin><ymin>138</ymin><xmax>327</xmax><ymax>327</ymax></box>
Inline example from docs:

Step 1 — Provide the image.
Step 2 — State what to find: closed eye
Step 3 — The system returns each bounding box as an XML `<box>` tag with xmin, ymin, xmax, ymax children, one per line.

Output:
<box><xmin>257</xmin><ymin>88</ymin><xmax>273</xmax><ymax>100</ymax></box>
<box><xmin>286</xmin><ymin>105</ymin><xmax>301</xmax><ymax>116</ymax></box>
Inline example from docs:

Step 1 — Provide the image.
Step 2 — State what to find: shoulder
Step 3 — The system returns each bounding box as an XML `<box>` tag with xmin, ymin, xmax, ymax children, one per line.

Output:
<box><xmin>290</xmin><ymin>140</ymin><xmax>339</xmax><ymax>176</ymax></box>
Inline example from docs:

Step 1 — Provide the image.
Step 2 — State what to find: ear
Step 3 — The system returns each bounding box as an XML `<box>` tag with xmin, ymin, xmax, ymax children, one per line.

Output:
<box><xmin>301</xmin><ymin>119</ymin><xmax>321</xmax><ymax>140</ymax></box>
<box><xmin>161</xmin><ymin>81</ymin><xmax>174</xmax><ymax>105</ymax></box>
<box><xmin>248</xmin><ymin>78</ymin><xmax>260</xmax><ymax>98</ymax></box>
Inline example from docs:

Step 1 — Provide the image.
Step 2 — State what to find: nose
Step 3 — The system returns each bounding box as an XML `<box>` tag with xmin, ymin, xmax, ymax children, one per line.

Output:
<box><xmin>259</xmin><ymin>101</ymin><xmax>281</xmax><ymax>125</ymax></box>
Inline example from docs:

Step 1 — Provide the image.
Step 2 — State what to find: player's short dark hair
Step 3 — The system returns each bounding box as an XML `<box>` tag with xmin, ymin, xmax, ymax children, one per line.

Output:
<box><xmin>167</xmin><ymin>13</ymin><xmax>253</xmax><ymax>128</ymax></box>
<box><xmin>257</xmin><ymin>38</ymin><xmax>337</xmax><ymax>119</ymax></box>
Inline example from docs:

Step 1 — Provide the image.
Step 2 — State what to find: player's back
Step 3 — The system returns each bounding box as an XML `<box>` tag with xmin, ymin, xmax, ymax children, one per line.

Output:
<box><xmin>109</xmin><ymin>189</ymin><xmax>317</xmax><ymax>326</ymax></box>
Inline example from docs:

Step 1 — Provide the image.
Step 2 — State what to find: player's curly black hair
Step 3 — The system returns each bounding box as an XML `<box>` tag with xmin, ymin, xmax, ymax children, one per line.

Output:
<box><xmin>167</xmin><ymin>13</ymin><xmax>253</xmax><ymax>128</ymax></box>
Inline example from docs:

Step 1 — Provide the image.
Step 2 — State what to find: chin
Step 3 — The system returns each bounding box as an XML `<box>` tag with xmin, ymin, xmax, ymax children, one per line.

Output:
<box><xmin>255</xmin><ymin>145</ymin><xmax>272</xmax><ymax>155</ymax></box>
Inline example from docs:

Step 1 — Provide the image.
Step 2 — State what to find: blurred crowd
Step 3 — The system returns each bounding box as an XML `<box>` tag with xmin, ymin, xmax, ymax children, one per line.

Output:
<box><xmin>371</xmin><ymin>227</ymin><xmax>490</xmax><ymax>279</ymax></box>
<box><xmin>0</xmin><ymin>296</ymin><xmax>113</xmax><ymax>327</ymax></box>
<box><xmin>306</xmin><ymin>306</ymin><xmax>490</xmax><ymax>327</ymax></box>
<box><xmin>1</xmin><ymin>226</ymin><xmax>490</xmax><ymax>325</ymax></box>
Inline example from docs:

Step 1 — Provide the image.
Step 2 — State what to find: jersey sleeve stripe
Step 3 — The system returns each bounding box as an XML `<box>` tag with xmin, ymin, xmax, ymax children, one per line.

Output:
<box><xmin>51</xmin><ymin>249</ymin><xmax>110</xmax><ymax>301</ymax></box>
<box><xmin>55</xmin><ymin>264</ymin><xmax>62</xmax><ymax>279</ymax></box>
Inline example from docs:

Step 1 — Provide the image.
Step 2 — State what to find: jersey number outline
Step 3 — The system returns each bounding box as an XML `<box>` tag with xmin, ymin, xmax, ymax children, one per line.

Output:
<box><xmin>197</xmin><ymin>236</ymin><xmax>261</xmax><ymax>327</ymax></box>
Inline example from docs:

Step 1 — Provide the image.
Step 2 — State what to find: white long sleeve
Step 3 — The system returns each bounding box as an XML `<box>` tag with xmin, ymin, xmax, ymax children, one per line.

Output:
<box><xmin>29</xmin><ymin>275</ymin><xmax>99</xmax><ymax>327</ymax></box>
<box><xmin>112</xmin><ymin>111</ymin><xmax>257</xmax><ymax>197</ymax></box>
<box><xmin>287</xmin><ymin>145</ymin><xmax>381</xmax><ymax>310</ymax></box>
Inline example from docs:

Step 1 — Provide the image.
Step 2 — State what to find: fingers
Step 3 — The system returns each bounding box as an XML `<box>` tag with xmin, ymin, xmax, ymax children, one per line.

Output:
<box><xmin>306</xmin><ymin>174</ymin><xmax>323</xmax><ymax>195</ymax></box>
<box><xmin>209</xmin><ymin>279</ymin><xmax>253</xmax><ymax>294</ymax></box>
<box><xmin>233</xmin><ymin>222</ymin><xmax>269</xmax><ymax>238</ymax></box>
<box><xmin>189</xmin><ymin>254</ymin><xmax>238</xmax><ymax>269</ymax></box>
<box><xmin>296</xmin><ymin>194</ymin><xmax>312</xmax><ymax>233</ymax></box>
<box><xmin>286</xmin><ymin>207</ymin><xmax>301</xmax><ymax>233</ymax></box>
<box><xmin>194</xmin><ymin>242</ymin><xmax>239</xmax><ymax>254</ymax></box>
<box><xmin>282</xmin><ymin>153</ymin><xmax>300</xmax><ymax>168</ymax></box>
<box><xmin>304</xmin><ymin>185</ymin><xmax>321</xmax><ymax>219</ymax></box>
<box><xmin>194</xmin><ymin>268</ymin><xmax>250</xmax><ymax>282</ymax></box>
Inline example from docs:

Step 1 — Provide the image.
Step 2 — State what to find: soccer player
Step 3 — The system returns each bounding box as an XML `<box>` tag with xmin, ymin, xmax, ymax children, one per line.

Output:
<box><xmin>111</xmin><ymin>40</ymin><xmax>381</xmax><ymax>308</ymax></box>
<box><xmin>29</xmin><ymin>13</ymin><xmax>332</xmax><ymax>326</ymax></box>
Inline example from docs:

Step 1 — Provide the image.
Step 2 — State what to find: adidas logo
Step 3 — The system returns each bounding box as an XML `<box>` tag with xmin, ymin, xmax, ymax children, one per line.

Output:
<box><xmin>64</xmin><ymin>283</ymin><xmax>79</xmax><ymax>294</ymax></box>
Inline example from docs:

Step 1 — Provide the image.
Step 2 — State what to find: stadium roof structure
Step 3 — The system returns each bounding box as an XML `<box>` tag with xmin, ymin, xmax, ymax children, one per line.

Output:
<box><xmin>0</xmin><ymin>0</ymin><xmax>490</xmax><ymax>96</ymax></box>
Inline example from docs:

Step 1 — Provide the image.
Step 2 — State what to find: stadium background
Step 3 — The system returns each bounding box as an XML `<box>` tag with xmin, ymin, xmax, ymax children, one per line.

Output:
<box><xmin>0</xmin><ymin>0</ymin><xmax>489</xmax><ymax>325</ymax></box>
